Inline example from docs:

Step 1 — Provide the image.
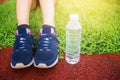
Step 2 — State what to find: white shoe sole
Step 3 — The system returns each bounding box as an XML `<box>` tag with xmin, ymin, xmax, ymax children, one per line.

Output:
<box><xmin>34</xmin><ymin>57</ymin><xmax>58</xmax><ymax>68</ymax></box>
<box><xmin>10</xmin><ymin>59</ymin><xmax>34</xmax><ymax>69</ymax></box>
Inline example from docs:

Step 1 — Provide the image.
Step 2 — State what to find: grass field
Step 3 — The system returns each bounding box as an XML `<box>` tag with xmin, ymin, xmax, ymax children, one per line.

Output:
<box><xmin>0</xmin><ymin>0</ymin><xmax>120</xmax><ymax>56</ymax></box>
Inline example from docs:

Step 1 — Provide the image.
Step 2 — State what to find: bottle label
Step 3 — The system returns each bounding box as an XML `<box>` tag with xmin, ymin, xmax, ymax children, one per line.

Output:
<box><xmin>66</xmin><ymin>29</ymin><xmax>81</xmax><ymax>56</ymax></box>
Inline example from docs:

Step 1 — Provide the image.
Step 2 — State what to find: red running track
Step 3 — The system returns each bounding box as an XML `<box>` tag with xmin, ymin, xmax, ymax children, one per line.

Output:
<box><xmin>0</xmin><ymin>47</ymin><xmax>120</xmax><ymax>80</ymax></box>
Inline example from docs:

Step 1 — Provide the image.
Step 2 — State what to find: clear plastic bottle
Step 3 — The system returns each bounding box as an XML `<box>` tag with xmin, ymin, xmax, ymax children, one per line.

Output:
<box><xmin>66</xmin><ymin>14</ymin><xmax>82</xmax><ymax>64</ymax></box>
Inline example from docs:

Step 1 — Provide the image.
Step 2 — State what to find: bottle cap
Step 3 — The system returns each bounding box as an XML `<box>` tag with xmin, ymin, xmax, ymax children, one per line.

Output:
<box><xmin>70</xmin><ymin>14</ymin><xmax>79</xmax><ymax>21</ymax></box>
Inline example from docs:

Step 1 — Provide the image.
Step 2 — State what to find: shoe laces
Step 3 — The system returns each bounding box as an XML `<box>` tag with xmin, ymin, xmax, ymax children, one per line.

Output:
<box><xmin>38</xmin><ymin>34</ymin><xmax>59</xmax><ymax>52</ymax></box>
<box><xmin>15</xmin><ymin>35</ymin><xmax>28</xmax><ymax>51</ymax></box>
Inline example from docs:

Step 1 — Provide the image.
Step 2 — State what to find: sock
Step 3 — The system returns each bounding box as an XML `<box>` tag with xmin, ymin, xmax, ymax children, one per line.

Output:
<box><xmin>39</xmin><ymin>25</ymin><xmax>56</xmax><ymax>35</ymax></box>
<box><xmin>16</xmin><ymin>24</ymin><xmax>32</xmax><ymax>36</ymax></box>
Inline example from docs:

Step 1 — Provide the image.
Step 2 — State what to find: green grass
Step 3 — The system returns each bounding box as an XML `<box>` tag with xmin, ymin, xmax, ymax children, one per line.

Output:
<box><xmin>0</xmin><ymin>0</ymin><xmax>120</xmax><ymax>56</ymax></box>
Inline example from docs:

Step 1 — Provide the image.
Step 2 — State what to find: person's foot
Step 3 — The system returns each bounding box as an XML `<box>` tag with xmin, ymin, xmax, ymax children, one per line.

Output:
<box><xmin>10</xmin><ymin>24</ymin><xmax>34</xmax><ymax>69</ymax></box>
<box><xmin>34</xmin><ymin>25</ymin><xmax>59</xmax><ymax>68</ymax></box>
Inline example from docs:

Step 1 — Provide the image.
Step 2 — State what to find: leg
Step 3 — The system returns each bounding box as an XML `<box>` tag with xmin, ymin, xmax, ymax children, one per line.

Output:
<box><xmin>16</xmin><ymin>0</ymin><xmax>32</xmax><ymax>25</ymax></box>
<box><xmin>39</xmin><ymin>0</ymin><xmax>55</xmax><ymax>27</ymax></box>
<box><xmin>11</xmin><ymin>0</ymin><xmax>34</xmax><ymax>69</ymax></box>
<box><xmin>34</xmin><ymin>0</ymin><xmax>59</xmax><ymax>68</ymax></box>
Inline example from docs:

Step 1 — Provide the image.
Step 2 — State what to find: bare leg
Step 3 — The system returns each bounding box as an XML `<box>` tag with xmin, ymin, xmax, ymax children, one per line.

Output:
<box><xmin>16</xmin><ymin>0</ymin><xmax>32</xmax><ymax>25</ymax></box>
<box><xmin>11</xmin><ymin>0</ymin><xmax>33</xmax><ymax>69</ymax></box>
<box><xmin>39</xmin><ymin>0</ymin><xmax>56</xmax><ymax>27</ymax></box>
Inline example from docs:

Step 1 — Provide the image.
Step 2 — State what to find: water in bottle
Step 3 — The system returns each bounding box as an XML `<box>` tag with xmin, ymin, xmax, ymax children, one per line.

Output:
<box><xmin>66</xmin><ymin>14</ymin><xmax>82</xmax><ymax>64</ymax></box>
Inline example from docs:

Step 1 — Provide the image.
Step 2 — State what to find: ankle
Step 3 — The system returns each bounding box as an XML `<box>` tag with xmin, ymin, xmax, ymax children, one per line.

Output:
<box><xmin>40</xmin><ymin>25</ymin><xmax>56</xmax><ymax>35</ymax></box>
<box><xmin>16</xmin><ymin>24</ymin><xmax>32</xmax><ymax>35</ymax></box>
<box><xmin>17</xmin><ymin>24</ymin><xmax>30</xmax><ymax>29</ymax></box>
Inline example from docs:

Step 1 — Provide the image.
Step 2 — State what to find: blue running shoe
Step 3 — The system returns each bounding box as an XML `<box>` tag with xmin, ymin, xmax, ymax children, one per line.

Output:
<box><xmin>34</xmin><ymin>25</ymin><xmax>59</xmax><ymax>68</ymax></box>
<box><xmin>10</xmin><ymin>25</ymin><xmax>34</xmax><ymax>69</ymax></box>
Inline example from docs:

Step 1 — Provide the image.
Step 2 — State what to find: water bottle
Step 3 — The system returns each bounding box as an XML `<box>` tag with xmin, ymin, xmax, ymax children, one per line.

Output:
<box><xmin>66</xmin><ymin>14</ymin><xmax>82</xmax><ymax>64</ymax></box>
